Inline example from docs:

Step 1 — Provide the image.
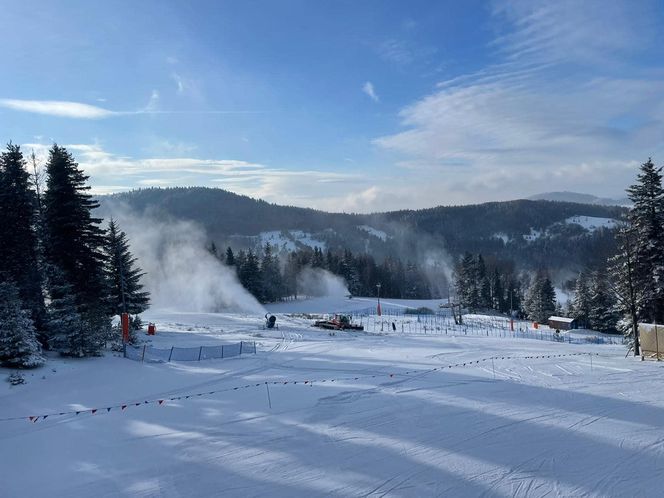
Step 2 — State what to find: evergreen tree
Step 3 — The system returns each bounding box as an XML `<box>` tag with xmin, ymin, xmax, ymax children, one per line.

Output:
<box><xmin>225</xmin><ymin>246</ymin><xmax>235</xmax><ymax>266</ymax></box>
<box><xmin>42</xmin><ymin>145</ymin><xmax>110</xmax><ymax>355</ymax></box>
<box><xmin>572</xmin><ymin>271</ymin><xmax>593</xmax><ymax>327</ymax></box>
<box><xmin>0</xmin><ymin>281</ymin><xmax>44</xmax><ymax>368</ymax></box>
<box><xmin>588</xmin><ymin>270</ymin><xmax>619</xmax><ymax>332</ymax></box>
<box><xmin>477</xmin><ymin>255</ymin><xmax>491</xmax><ymax>309</ymax></box>
<box><xmin>44</xmin><ymin>266</ymin><xmax>90</xmax><ymax>357</ymax></box>
<box><xmin>608</xmin><ymin>223</ymin><xmax>645</xmax><ymax>354</ymax></box>
<box><xmin>311</xmin><ymin>247</ymin><xmax>324</xmax><ymax>268</ymax></box>
<box><xmin>625</xmin><ymin>158</ymin><xmax>664</xmax><ymax>323</ymax></box>
<box><xmin>104</xmin><ymin>219</ymin><xmax>150</xmax><ymax>316</ymax></box>
<box><xmin>0</xmin><ymin>143</ymin><xmax>44</xmax><ymax>328</ymax></box>
<box><xmin>524</xmin><ymin>272</ymin><xmax>556</xmax><ymax>323</ymax></box>
<box><xmin>490</xmin><ymin>268</ymin><xmax>504</xmax><ymax>312</ymax></box>
<box><xmin>239</xmin><ymin>249</ymin><xmax>262</xmax><ymax>299</ymax></box>
<box><xmin>260</xmin><ymin>243</ymin><xmax>282</xmax><ymax>302</ymax></box>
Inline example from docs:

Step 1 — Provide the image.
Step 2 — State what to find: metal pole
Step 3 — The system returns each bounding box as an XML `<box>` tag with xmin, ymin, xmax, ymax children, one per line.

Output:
<box><xmin>265</xmin><ymin>382</ymin><xmax>272</xmax><ymax>409</ymax></box>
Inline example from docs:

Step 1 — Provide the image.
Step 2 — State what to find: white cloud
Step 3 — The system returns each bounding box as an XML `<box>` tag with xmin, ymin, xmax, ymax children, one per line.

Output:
<box><xmin>373</xmin><ymin>0</ymin><xmax>664</xmax><ymax>203</ymax></box>
<box><xmin>362</xmin><ymin>82</ymin><xmax>379</xmax><ymax>102</ymax></box>
<box><xmin>0</xmin><ymin>99</ymin><xmax>116</xmax><ymax>119</ymax></box>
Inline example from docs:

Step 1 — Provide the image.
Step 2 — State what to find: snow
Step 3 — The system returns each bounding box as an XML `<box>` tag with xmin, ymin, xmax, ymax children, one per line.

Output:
<box><xmin>257</xmin><ymin>230</ymin><xmax>326</xmax><ymax>251</ymax></box>
<box><xmin>357</xmin><ymin>225</ymin><xmax>388</xmax><ymax>241</ymax></box>
<box><xmin>493</xmin><ymin>232</ymin><xmax>510</xmax><ymax>243</ymax></box>
<box><xmin>522</xmin><ymin>228</ymin><xmax>544</xmax><ymax>242</ymax></box>
<box><xmin>266</xmin><ymin>296</ymin><xmax>446</xmax><ymax>314</ymax></box>
<box><xmin>2</xmin><ymin>297</ymin><xmax>663</xmax><ymax>497</ymax></box>
<box><xmin>565</xmin><ymin>215</ymin><xmax>617</xmax><ymax>232</ymax></box>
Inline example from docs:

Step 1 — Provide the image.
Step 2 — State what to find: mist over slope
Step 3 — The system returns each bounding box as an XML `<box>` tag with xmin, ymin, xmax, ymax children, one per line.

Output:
<box><xmin>99</xmin><ymin>187</ymin><xmax>626</xmax><ymax>273</ymax></box>
<box><xmin>528</xmin><ymin>191</ymin><xmax>630</xmax><ymax>206</ymax></box>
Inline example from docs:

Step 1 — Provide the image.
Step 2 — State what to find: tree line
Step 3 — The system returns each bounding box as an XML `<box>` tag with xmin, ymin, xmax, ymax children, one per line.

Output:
<box><xmin>453</xmin><ymin>158</ymin><xmax>664</xmax><ymax>347</ymax></box>
<box><xmin>0</xmin><ymin>143</ymin><xmax>149</xmax><ymax>368</ymax></box>
<box><xmin>209</xmin><ymin>244</ymin><xmax>434</xmax><ymax>304</ymax></box>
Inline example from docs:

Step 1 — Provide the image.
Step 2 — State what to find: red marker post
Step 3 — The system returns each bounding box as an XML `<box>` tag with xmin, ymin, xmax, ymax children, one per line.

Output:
<box><xmin>121</xmin><ymin>313</ymin><xmax>130</xmax><ymax>343</ymax></box>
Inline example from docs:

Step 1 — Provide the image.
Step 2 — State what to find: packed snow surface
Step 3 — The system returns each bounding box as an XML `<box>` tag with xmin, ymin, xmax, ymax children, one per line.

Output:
<box><xmin>2</xmin><ymin>297</ymin><xmax>663</xmax><ymax>497</ymax></box>
<box><xmin>357</xmin><ymin>225</ymin><xmax>388</xmax><ymax>241</ymax></box>
<box><xmin>565</xmin><ymin>215</ymin><xmax>617</xmax><ymax>232</ymax></box>
<box><xmin>258</xmin><ymin>230</ymin><xmax>326</xmax><ymax>251</ymax></box>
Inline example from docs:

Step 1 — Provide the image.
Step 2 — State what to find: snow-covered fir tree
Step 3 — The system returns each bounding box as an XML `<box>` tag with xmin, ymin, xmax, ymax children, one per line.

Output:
<box><xmin>0</xmin><ymin>143</ymin><xmax>45</xmax><ymax>329</ymax></box>
<box><xmin>625</xmin><ymin>158</ymin><xmax>664</xmax><ymax>323</ymax></box>
<box><xmin>524</xmin><ymin>272</ymin><xmax>556</xmax><ymax>323</ymax></box>
<box><xmin>105</xmin><ymin>219</ymin><xmax>150</xmax><ymax>316</ymax></box>
<box><xmin>44</xmin><ymin>265</ymin><xmax>95</xmax><ymax>357</ymax></box>
<box><xmin>42</xmin><ymin>145</ymin><xmax>111</xmax><ymax>355</ymax></box>
<box><xmin>588</xmin><ymin>270</ymin><xmax>619</xmax><ymax>332</ymax></box>
<box><xmin>260</xmin><ymin>243</ymin><xmax>282</xmax><ymax>302</ymax></box>
<box><xmin>571</xmin><ymin>271</ymin><xmax>593</xmax><ymax>327</ymax></box>
<box><xmin>0</xmin><ymin>281</ymin><xmax>44</xmax><ymax>368</ymax></box>
<box><xmin>609</xmin><ymin>223</ymin><xmax>645</xmax><ymax>354</ymax></box>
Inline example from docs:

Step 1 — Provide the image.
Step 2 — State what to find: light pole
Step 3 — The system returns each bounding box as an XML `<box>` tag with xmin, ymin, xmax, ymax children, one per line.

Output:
<box><xmin>510</xmin><ymin>287</ymin><xmax>514</xmax><ymax>332</ymax></box>
<box><xmin>376</xmin><ymin>283</ymin><xmax>382</xmax><ymax>317</ymax></box>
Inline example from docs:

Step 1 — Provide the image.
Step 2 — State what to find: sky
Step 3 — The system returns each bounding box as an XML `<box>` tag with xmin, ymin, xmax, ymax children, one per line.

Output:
<box><xmin>1</xmin><ymin>0</ymin><xmax>663</xmax><ymax>213</ymax></box>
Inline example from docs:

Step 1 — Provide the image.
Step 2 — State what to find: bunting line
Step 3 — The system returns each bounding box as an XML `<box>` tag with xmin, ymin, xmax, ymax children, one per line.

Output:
<box><xmin>0</xmin><ymin>352</ymin><xmax>600</xmax><ymax>424</ymax></box>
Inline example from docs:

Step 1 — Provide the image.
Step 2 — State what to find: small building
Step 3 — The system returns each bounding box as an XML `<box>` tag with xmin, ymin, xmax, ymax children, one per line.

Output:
<box><xmin>548</xmin><ymin>316</ymin><xmax>577</xmax><ymax>330</ymax></box>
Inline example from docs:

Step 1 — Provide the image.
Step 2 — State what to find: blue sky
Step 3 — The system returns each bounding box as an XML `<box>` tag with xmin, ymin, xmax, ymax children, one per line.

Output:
<box><xmin>1</xmin><ymin>0</ymin><xmax>663</xmax><ymax>212</ymax></box>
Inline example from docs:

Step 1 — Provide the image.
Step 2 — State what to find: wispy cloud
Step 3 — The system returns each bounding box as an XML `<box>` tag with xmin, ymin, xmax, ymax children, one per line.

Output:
<box><xmin>0</xmin><ymin>99</ymin><xmax>116</xmax><ymax>119</ymax></box>
<box><xmin>1</xmin><ymin>95</ymin><xmax>263</xmax><ymax>119</ymax></box>
<box><xmin>362</xmin><ymin>82</ymin><xmax>379</xmax><ymax>102</ymax></box>
<box><xmin>23</xmin><ymin>142</ymin><xmax>370</xmax><ymax>211</ymax></box>
<box><xmin>377</xmin><ymin>38</ymin><xmax>437</xmax><ymax>66</ymax></box>
<box><xmin>374</xmin><ymin>0</ymin><xmax>664</xmax><ymax>203</ymax></box>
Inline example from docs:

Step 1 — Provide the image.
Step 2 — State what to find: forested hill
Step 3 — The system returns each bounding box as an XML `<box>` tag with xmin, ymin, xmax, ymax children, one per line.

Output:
<box><xmin>100</xmin><ymin>187</ymin><xmax>627</xmax><ymax>272</ymax></box>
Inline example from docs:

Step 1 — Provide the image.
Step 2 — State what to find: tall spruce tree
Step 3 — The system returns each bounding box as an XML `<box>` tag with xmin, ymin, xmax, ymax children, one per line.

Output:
<box><xmin>260</xmin><ymin>243</ymin><xmax>282</xmax><ymax>302</ymax></box>
<box><xmin>477</xmin><ymin>255</ymin><xmax>491</xmax><ymax>309</ymax></box>
<box><xmin>572</xmin><ymin>271</ymin><xmax>593</xmax><ymax>327</ymax></box>
<box><xmin>625</xmin><ymin>158</ymin><xmax>664</xmax><ymax>323</ymax></box>
<box><xmin>42</xmin><ymin>145</ymin><xmax>110</xmax><ymax>355</ymax></box>
<box><xmin>104</xmin><ymin>219</ymin><xmax>150</xmax><ymax>316</ymax></box>
<box><xmin>225</xmin><ymin>246</ymin><xmax>235</xmax><ymax>266</ymax></box>
<box><xmin>524</xmin><ymin>272</ymin><xmax>556</xmax><ymax>323</ymax></box>
<box><xmin>44</xmin><ymin>265</ymin><xmax>90</xmax><ymax>357</ymax></box>
<box><xmin>239</xmin><ymin>249</ymin><xmax>262</xmax><ymax>299</ymax></box>
<box><xmin>609</xmin><ymin>223</ymin><xmax>645</xmax><ymax>354</ymax></box>
<box><xmin>588</xmin><ymin>270</ymin><xmax>618</xmax><ymax>333</ymax></box>
<box><xmin>0</xmin><ymin>143</ymin><xmax>45</xmax><ymax>329</ymax></box>
<box><xmin>0</xmin><ymin>281</ymin><xmax>44</xmax><ymax>368</ymax></box>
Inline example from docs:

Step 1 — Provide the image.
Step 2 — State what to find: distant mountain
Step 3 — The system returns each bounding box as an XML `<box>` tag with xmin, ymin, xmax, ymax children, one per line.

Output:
<box><xmin>528</xmin><ymin>191</ymin><xmax>630</xmax><ymax>206</ymax></box>
<box><xmin>99</xmin><ymin>187</ymin><xmax>628</xmax><ymax>274</ymax></box>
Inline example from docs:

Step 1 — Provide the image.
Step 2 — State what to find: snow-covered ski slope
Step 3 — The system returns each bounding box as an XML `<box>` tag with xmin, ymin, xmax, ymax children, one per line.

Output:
<box><xmin>2</xmin><ymin>299</ymin><xmax>663</xmax><ymax>497</ymax></box>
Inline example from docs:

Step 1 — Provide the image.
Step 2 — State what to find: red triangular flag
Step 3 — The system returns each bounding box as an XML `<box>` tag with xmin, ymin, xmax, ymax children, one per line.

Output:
<box><xmin>91</xmin><ymin>409</ymin><xmax>97</xmax><ymax>415</ymax></box>
<box><xmin>158</xmin><ymin>400</ymin><xmax>164</xmax><ymax>405</ymax></box>
<box><xmin>121</xmin><ymin>405</ymin><xmax>127</xmax><ymax>410</ymax></box>
<box><xmin>29</xmin><ymin>416</ymin><xmax>36</xmax><ymax>422</ymax></box>
<box><xmin>107</xmin><ymin>407</ymin><xmax>112</xmax><ymax>412</ymax></box>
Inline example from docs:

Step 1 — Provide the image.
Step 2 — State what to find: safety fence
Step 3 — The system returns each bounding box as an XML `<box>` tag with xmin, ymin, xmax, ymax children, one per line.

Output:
<box><xmin>124</xmin><ymin>341</ymin><xmax>257</xmax><ymax>363</ymax></box>
<box><xmin>5</xmin><ymin>351</ymin><xmax>599</xmax><ymax>424</ymax></box>
<box><xmin>350</xmin><ymin>313</ymin><xmax>624</xmax><ymax>345</ymax></box>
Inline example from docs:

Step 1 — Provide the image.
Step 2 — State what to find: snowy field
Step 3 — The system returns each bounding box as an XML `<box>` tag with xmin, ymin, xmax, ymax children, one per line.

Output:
<box><xmin>2</xmin><ymin>298</ymin><xmax>664</xmax><ymax>497</ymax></box>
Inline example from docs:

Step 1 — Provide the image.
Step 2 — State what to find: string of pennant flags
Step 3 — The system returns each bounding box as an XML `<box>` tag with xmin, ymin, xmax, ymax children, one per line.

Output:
<box><xmin>2</xmin><ymin>352</ymin><xmax>599</xmax><ymax>424</ymax></box>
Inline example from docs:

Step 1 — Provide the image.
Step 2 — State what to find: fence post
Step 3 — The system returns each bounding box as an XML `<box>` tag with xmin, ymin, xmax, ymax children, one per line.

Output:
<box><xmin>141</xmin><ymin>344</ymin><xmax>146</xmax><ymax>362</ymax></box>
<box><xmin>240</xmin><ymin>341</ymin><xmax>243</xmax><ymax>355</ymax></box>
<box><xmin>198</xmin><ymin>346</ymin><xmax>203</xmax><ymax>361</ymax></box>
<box><xmin>254</xmin><ymin>341</ymin><xmax>256</xmax><ymax>354</ymax></box>
<box><xmin>168</xmin><ymin>346</ymin><xmax>173</xmax><ymax>362</ymax></box>
<box><xmin>221</xmin><ymin>345</ymin><xmax>224</xmax><ymax>358</ymax></box>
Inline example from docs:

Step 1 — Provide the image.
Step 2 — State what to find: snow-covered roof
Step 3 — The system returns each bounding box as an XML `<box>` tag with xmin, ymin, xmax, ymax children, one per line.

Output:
<box><xmin>548</xmin><ymin>316</ymin><xmax>575</xmax><ymax>323</ymax></box>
